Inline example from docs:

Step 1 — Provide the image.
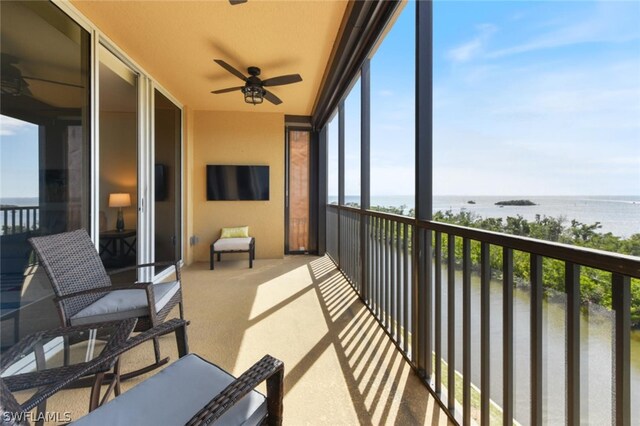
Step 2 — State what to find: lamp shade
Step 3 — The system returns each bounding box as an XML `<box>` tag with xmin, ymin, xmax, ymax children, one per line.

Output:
<box><xmin>108</xmin><ymin>193</ymin><xmax>131</xmax><ymax>208</ymax></box>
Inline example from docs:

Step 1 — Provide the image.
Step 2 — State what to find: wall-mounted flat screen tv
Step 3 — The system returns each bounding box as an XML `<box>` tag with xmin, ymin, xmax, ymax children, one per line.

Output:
<box><xmin>206</xmin><ymin>165</ymin><xmax>269</xmax><ymax>201</ymax></box>
<box><xmin>155</xmin><ymin>164</ymin><xmax>167</xmax><ymax>201</ymax></box>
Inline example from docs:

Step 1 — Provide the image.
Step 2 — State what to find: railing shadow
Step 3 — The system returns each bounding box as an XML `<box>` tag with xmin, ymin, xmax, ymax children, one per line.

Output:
<box><xmin>281</xmin><ymin>256</ymin><xmax>446</xmax><ymax>425</ymax></box>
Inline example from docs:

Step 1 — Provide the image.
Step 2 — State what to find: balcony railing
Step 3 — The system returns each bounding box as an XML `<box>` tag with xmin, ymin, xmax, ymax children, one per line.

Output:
<box><xmin>327</xmin><ymin>204</ymin><xmax>639</xmax><ymax>426</ymax></box>
<box><xmin>1</xmin><ymin>206</ymin><xmax>39</xmax><ymax>235</ymax></box>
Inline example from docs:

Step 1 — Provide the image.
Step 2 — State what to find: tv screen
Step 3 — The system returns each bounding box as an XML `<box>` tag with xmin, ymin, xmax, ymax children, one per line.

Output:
<box><xmin>206</xmin><ymin>165</ymin><xmax>269</xmax><ymax>201</ymax></box>
<box><xmin>155</xmin><ymin>164</ymin><xmax>167</xmax><ymax>201</ymax></box>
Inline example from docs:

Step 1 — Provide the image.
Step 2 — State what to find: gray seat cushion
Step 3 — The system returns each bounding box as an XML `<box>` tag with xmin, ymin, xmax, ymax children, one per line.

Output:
<box><xmin>71</xmin><ymin>354</ymin><xmax>267</xmax><ymax>426</ymax></box>
<box><xmin>69</xmin><ymin>281</ymin><xmax>180</xmax><ymax>326</ymax></box>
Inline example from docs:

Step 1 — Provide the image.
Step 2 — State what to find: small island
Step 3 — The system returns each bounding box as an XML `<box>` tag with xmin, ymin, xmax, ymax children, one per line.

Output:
<box><xmin>467</xmin><ymin>200</ymin><xmax>476</xmax><ymax>204</ymax></box>
<box><xmin>495</xmin><ymin>199</ymin><xmax>537</xmax><ymax>206</ymax></box>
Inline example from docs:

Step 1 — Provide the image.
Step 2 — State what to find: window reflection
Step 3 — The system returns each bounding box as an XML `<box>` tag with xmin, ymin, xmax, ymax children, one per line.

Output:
<box><xmin>1</xmin><ymin>0</ymin><xmax>91</xmax><ymax>349</ymax></box>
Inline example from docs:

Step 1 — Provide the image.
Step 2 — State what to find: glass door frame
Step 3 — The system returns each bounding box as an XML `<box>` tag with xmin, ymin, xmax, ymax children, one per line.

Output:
<box><xmin>96</xmin><ymin>39</ymin><xmax>185</xmax><ymax>283</ymax></box>
<box><xmin>95</xmin><ymin>39</ymin><xmax>148</xmax><ymax>280</ymax></box>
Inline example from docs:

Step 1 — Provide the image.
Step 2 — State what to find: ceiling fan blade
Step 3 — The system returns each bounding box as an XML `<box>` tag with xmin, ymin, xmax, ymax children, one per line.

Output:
<box><xmin>263</xmin><ymin>90</ymin><xmax>283</xmax><ymax>105</ymax></box>
<box><xmin>211</xmin><ymin>86</ymin><xmax>244</xmax><ymax>94</ymax></box>
<box><xmin>214</xmin><ymin>59</ymin><xmax>247</xmax><ymax>82</ymax></box>
<box><xmin>22</xmin><ymin>76</ymin><xmax>84</xmax><ymax>89</ymax></box>
<box><xmin>262</xmin><ymin>74</ymin><xmax>302</xmax><ymax>87</ymax></box>
<box><xmin>229</xmin><ymin>0</ymin><xmax>248</xmax><ymax>4</ymax></box>
<box><xmin>0</xmin><ymin>78</ymin><xmax>31</xmax><ymax>96</ymax></box>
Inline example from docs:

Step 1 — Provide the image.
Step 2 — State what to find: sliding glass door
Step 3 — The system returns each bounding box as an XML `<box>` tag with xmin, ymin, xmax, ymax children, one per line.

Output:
<box><xmin>154</xmin><ymin>89</ymin><xmax>182</xmax><ymax>273</ymax></box>
<box><xmin>98</xmin><ymin>45</ymin><xmax>139</xmax><ymax>272</ymax></box>
<box><xmin>0</xmin><ymin>1</ymin><xmax>183</xmax><ymax>353</ymax></box>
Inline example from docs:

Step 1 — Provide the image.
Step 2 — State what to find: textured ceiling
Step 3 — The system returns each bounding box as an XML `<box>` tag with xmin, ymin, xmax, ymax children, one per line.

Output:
<box><xmin>71</xmin><ymin>0</ymin><xmax>349</xmax><ymax>114</ymax></box>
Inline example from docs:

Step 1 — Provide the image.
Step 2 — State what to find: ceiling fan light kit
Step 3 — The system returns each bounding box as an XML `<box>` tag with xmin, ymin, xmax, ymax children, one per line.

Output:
<box><xmin>242</xmin><ymin>85</ymin><xmax>265</xmax><ymax>105</ymax></box>
<box><xmin>210</xmin><ymin>59</ymin><xmax>302</xmax><ymax>106</ymax></box>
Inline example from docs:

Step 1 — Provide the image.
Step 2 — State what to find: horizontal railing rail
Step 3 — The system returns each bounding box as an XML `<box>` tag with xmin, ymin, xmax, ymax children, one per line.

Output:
<box><xmin>327</xmin><ymin>203</ymin><xmax>639</xmax><ymax>426</ymax></box>
<box><xmin>334</xmin><ymin>204</ymin><xmax>640</xmax><ymax>278</ymax></box>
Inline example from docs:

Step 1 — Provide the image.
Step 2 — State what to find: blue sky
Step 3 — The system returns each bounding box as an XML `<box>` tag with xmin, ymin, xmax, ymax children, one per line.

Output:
<box><xmin>331</xmin><ymin>0</ymin><xmax>640</xmax><ymax>197</ymax></box>
<box><xmin>0</xmin><ymin>116</ymin><xmax>38</xmax><ymax>199</ymax></box>
<box><xmin>3</xmin><ymin>1</ymin><xmax>640</xmax><ymax>199</ymax></box>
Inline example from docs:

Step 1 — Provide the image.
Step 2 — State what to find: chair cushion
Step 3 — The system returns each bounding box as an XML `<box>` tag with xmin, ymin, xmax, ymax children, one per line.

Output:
<box><xmin>221</xmin><ymin>226</ymin><xmax>249</xmax><ymax>239</ymax></box>
<box><xmin>69</xmin><ymin>281</ymin><xmax>180</xmax><ymax>326</ymax></box>
<box><xmin>71</xmin><ymin>354</ymin><xmax>267</xmax><ymax>426</ymax></box>
<box><xmin>213</xmin><ymin>237</ymin><xmax>252</xmax><ymax>252</ymax></box>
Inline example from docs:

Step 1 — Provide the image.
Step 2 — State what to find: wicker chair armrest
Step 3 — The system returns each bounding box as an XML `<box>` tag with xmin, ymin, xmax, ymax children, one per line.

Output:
<box><xmin>10</xmin><ymin>363</ymin><xmax>96</xmax><ymax>413</ymax></box>
<box><xmin>186</xmin><ymin>355</ymin><xmax>284</xmax><ymax>426</ymax></box>
<box><xmin>53</xmin><ymin>282</ymin><xmax>153</xmax><ymax>302</ymax></box>
<box><xmin>108</xmin><ymin>261</ymin><xmax>180</xmax><ymax>277</ymax></box>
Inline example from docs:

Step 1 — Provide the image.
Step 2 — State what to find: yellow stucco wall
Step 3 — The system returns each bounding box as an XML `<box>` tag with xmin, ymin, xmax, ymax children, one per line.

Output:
<box><xmin>190</xmin><ymin>111</ymin><xmax>285</xmax><ymax>262</ymax></box>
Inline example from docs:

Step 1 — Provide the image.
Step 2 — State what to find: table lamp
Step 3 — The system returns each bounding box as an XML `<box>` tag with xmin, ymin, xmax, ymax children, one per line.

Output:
<box><xmin>109</xmin><ymin>193</ymin><xmax>131</xmax><ymax>232</ymax></box>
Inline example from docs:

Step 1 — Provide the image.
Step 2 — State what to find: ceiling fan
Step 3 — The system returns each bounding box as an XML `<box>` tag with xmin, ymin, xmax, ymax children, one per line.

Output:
<box><xmin>1</xmin><ymin>53</ymin><xmax>84</xmax><ymax>97</ymax></box>
<box><xmin>210</xmin><ymin>59</ymin><xmax>302</xmax><ymax>105</ymax></box>
<box><xmin>229</xmin><ymin>0</ymin><xmax>248</xmax><ymax>4</ymax></box>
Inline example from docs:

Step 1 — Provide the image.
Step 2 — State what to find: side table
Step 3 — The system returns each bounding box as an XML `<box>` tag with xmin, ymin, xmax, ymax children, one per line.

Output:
<box><xmin>99</xmin><ymin>229</ymin><xmax>137</xmax><ymax>259</ymax></box>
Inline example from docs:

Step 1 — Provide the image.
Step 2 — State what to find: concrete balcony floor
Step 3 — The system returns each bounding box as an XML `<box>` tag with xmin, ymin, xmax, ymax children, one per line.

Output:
<box><xmin>44</xmin><ymin>255</ymin><xmax>451</xmax><ymax>425</ymax></box>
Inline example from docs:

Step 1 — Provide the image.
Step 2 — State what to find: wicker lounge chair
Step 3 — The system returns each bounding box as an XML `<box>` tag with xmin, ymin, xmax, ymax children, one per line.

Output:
<box><xmin>28</xmin><ymin>229</ymin><xmax>184</xmax><ymax>378</ymax></box>
<box><xmin>0</xmin><ymin>319</ymin><xmax>284</xmax><ymax>426</ymax></box>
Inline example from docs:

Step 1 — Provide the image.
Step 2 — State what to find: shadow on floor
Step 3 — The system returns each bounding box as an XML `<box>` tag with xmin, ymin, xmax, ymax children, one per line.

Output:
<box><xmin>281</xmin><ymin>256</ymin><xmax>448</xmax><ymax>425</ymax></box>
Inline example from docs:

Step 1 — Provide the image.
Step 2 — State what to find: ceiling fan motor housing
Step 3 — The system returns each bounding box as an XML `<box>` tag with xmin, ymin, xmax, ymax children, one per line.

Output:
<box><xmin>247</xmin><ymin>66</ymin><xmax>261</xmax><ymax>77</ymax></box>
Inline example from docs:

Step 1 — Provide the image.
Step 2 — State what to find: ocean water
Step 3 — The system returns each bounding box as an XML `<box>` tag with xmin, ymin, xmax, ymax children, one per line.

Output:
<box><xmin>4</xmin><ymin>195</ymin><xmax>639</xmax><ymax>237</ymax></box>
<box><xmin>330</xmin><ymin>195</ymin><xmax>640</xmax><ymax>238</ymax></box>
<box><xmin>1</xmin><ymin>197</ymin><xmax>39</xmax><ymax>207</ymax></box>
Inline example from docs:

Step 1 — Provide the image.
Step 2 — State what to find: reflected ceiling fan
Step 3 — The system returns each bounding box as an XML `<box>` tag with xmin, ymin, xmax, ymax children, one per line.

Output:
<box><xmin>210</xmin><ymin>59</ymin><xmax>302</xmax><ymax>105</ymax></box>
<box><xmin>1</xmin><ymin>53</ymin><xmax>83</xmax><ymax>97</ymax></box>
<box><xmin>229</xmin><ymin>0</ymin><xmax>248</xmax><ymax>4</ymax></box>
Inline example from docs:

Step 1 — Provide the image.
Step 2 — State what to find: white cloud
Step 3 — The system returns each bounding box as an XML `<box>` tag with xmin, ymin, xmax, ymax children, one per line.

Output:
<box><xmin>0</xmin><ymin>115</ymin><xmax>35</xmax><ymax>137</ymax></box>
<box><xmin>447</xmin><ymin>24</ymin><xmax>497</xmax><ymax>63</ymax></box>
<box><xmin>486</xmin><ymin>3</ymin><xmax>640</xmax><ymax>59</ymax></box>
<box><xmin>432</xmin><ymin>51</ymin><xmax>640</xmax><ymax>196</ymax></box>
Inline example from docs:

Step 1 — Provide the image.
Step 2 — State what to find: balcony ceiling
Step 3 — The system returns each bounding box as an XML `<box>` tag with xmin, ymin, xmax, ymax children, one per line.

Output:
<box><xmin>71</xmin><ymin>0</ymin><xmax>349</xmax><ymax>114</ymax></box>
